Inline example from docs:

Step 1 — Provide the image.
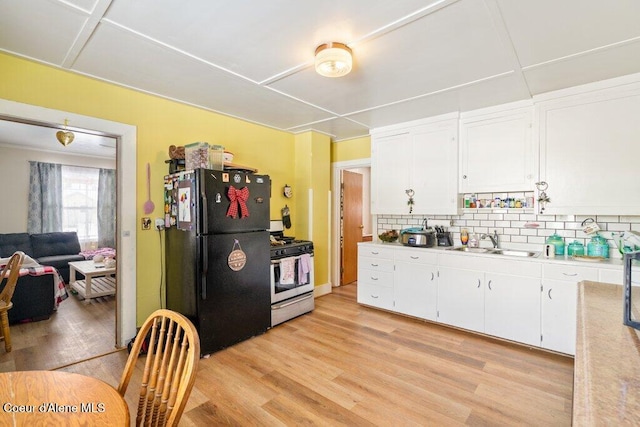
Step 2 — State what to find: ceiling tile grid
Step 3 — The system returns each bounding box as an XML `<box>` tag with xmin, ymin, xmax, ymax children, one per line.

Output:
<box><xmin>2</xmin><ymin>0</ymin><xmax>640</xmax><ymax>141</ymax></box>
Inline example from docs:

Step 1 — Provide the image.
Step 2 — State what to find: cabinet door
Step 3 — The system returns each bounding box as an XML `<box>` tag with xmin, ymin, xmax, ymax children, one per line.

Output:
<box><xmin>460</xmin><ymin>108</ymin><xmax>534</xmax><ymax>193</ymax></box>
<box><xmin>484</xmin><ymin>273</ymin><xmax>541</xmax><ymax>346</ymax></box>
<box><xmin>411</xmin><ymin>121</ymin><xmax>459</xmax><ymax>214</ymax></box>
<box><xmin>541</xmin><ymin>279</ymin><xmax>577</xmax><ymax>355</ymax></box>
<box><xmin>538</xmin><ymin>85</ymin><xmax>640</xmax><ymax>215</ymax></box>
<box><xmin>394</xmin><ymin>261</ymin><xmax>437</xmax><ymax>321</ymax></box>
<box><xmin>437</xmin><ymin>267</ymin><xmax>484</xmax><ymax>333</ymax></box>
<box><xmin>371</xmin><ymin>132</ymin><xmax>411</xmax><ymax>214</ymax></box>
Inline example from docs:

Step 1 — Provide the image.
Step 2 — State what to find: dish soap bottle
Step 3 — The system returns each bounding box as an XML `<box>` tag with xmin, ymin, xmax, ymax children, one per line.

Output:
<box><xmin>468</xmin><ymin>233</ymin><xmax>479</xmax><ymax>248</ymax></box>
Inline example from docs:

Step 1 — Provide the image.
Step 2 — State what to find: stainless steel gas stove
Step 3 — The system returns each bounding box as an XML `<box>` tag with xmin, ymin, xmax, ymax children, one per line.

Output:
<box><xmin>269</xmin><ymin>221</ymin><xmax>315</xmax><ymax>326</ymax></box>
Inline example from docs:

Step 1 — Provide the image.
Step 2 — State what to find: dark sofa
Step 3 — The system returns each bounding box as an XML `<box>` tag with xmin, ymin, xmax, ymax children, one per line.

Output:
<box><xmin>0</xmin><ymin>232</ymin><xmax>84</xmax><ymax>283</ymax></box>
<box><xmin>0</xmin><ymin>232</ymin><xmax>84</xmax><ymax>324</ymax></box>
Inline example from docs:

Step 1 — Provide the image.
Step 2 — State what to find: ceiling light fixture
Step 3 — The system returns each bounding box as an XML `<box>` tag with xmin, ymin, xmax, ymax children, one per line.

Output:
<box><xmin>315</xmin><ymin>42</ymin><xmax>352</xmax><ymax>78</ymax></box>
<box><xmin>56</xmin><ymin>119</ymin><xmax>75</xmax><ymax>146</ymax></box>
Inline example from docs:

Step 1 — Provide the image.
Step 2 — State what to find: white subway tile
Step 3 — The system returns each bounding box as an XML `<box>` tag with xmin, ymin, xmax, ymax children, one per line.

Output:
<box><xmin>519</xmin><ymin>214</ymin><xmax>537</xmax><ymax>221</ymax></box>
<box><xmin>488</xmin><ymin>214</ymin><xmax>504</xmax><ymax>221</ymax></box>
<box><xmin>545</xmin><ymin>222</ymin><xmax>565</xmax><ymax>230</ymax></box>
<box><xmin>556</xmin><ymin>230</ymin><xmax>576</xmax><ymax>239</ymax></box>
<box><xmin>504</xmin><ymin>228</ymin><xmax>519</xmax><ymax>235</ymax></box>
<box><xmin>538</xmin><ymin>229</ymin><xmax>554</xmax><ymax>237</ymax></box>
<box><xmin>528</xmin><ymin>236</ymin><xmax>545</xmax><ymax>244</ymax></box>
<box><xmin>607</xmin><ymin>222</ymin><xmax>631</xmax><ymax>232</ymax></box>
<box><xmin>511</xmin><ymin>235</ymin><xmax>528</xmax><ymax>243</ymax></box>
<box><xmin>481</xmin><ymin>221</ymin><xmax>495</xmax><ymax>227</ymax></box>
<box><xmin>509</xmin><ymin>221</ymin><xmax>527</xmax><ymax>228</ymax></box>
<box><xmin>504</xmin><ymin>213</ymin><xmax>520</xmax><ymax>221</ymax></box>
<box><xmin>620</xmin><ymin>216</ymin><xmax>640</xmax><ymax>223</ymax></box>
<box><xmin>521</xmin><ymin>229</ymin><xmax>538</xmax><ymax>236</ymax></box>
<box><xmin>495</xmin><ymin>220</ymin><xmax>511</xmax><ymax>228</ymax></box>
<box><xmin>474</xmin><ymin>213</ymin><xmax>489</xmax><ymax>220</ymax></box>
<box><xmin>596</xmin><ymin>215</ymin><xmax>619</xmax><ymax>223</ymax></box>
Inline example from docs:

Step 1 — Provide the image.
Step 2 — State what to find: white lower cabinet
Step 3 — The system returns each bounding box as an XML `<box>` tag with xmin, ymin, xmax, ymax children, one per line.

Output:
<box><xmin>484</xmin><ymin>272</ymin><xmax>541</xmax><ymax>346</ymax></box>
<box><xmin>357</xmin><ymin>247</ymin><xmax>395</xmax><ymax>311</ymax></box>
<box><xmin>541</xmin><ymin>264</ymin><xmax>598</xmax><ymax>355</ymax></box>
<box><xmin>437</xmin><ymin>266</ymin><xmax>484</xmax><ymax>333</ymax></box>
<box><xmin>394</xmin><ymin>249</ymin><xmax>438</xmax><ymax>321</ymax></box>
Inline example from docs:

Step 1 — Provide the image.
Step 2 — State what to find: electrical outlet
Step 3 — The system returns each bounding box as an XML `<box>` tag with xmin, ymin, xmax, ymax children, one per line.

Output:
<box><xmin>155</xmin><ymin>218</ymin><xmax>165</xmax><ymax>230</ymax></box>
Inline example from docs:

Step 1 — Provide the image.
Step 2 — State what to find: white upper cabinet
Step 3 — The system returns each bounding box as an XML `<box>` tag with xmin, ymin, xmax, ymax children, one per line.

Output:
<box><xmin>536</xmin><ymin>76</ymin><xmax>640</xmax><ymax>215</ymax></box>
<box><xmin>371</xmin><ymin>113</ymin><xmax>459</xmax><ymax>215</ymax></box>
<box><xmin>460</xmin><ymin>101</ymin><xmax>535</xmax><ymax>193</ymax></box>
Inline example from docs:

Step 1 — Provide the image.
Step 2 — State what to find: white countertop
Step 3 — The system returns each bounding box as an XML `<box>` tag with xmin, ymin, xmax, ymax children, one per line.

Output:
<box><xmin>359</xmin><ymin>240</ymin><xmax>627</xmax><ymax>270</ymax></box>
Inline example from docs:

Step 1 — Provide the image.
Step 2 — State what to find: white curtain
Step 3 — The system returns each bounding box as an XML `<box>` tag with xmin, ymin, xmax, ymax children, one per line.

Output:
<box><xmin>98</xmin><ymin>168</ymin><xmax>116</xmax><ymax>248</ymax></box>
<box><xmin>27</xmin><ymin>161</ymin><xmax>63</xmax><ymax>233</ymax></box>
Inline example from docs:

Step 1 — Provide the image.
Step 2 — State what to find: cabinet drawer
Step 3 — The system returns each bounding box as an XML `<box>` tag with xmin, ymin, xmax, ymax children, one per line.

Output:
<box><xmin>358</xmin><ymin>246</ymin><xmax>395</xmax><ymax>259</ymax></box>
<box><xmin>358</xmin><ymin>269</ymin><xmax>393</xmax><ymax>287</ymax></box>
<box><xmin>599</xmin><ymin>266</ymin><xmax>640</xmax><ymax>286</ymax></box>
<box><xmin>543</xmin><ymin>263</ymin><xmax>598</xmax><ymax>282</ymax></box>
<box><xmin>395</xmin><ymin>249</ymin><xmax>438</xmax><ymax>264</ymax></box>
<box><xmin>357</xmin><ymin>283</ymin><xmax>394</xmax><ymax>310</ymax></box>
<box><xmin>358</xmin><ymin>256</ymin><xmax>394</xmax><ymax>272</ymax></box>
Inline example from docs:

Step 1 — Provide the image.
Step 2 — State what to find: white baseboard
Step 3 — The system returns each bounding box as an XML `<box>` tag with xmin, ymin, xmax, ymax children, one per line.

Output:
<box><xmin>313</xmin><ymin>282</ymin><xmax>332</xmax><ymax>297</ymax></box>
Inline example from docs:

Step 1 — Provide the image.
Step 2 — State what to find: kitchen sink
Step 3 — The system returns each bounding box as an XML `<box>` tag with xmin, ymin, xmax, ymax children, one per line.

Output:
<box><xmin>447</xmin><ymin>247</ymin><xmax>492</xmax><ymax>253</ymax></box>
<box><xmin>447</xmin><ymin>247</ymin><xmax>539</xmax><ymax>258</ymax></box>
<box><xmin>490</xmin><ymin>249</ymin><xmax>539</xmax><ymax>258</ymax></box>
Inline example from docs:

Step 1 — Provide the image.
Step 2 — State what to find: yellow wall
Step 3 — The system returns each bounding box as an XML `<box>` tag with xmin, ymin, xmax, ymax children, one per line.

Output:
<box><xmin>330</xmin><ymin>135</ymin><xmax>371</xmax><ymax>163</ymax></box>
<box><xmin>294</xmin><ymin>132</ymin><xmax>330</xmax><ymax>286</ymax></box>
<box><xmin>0</xmin><ymin>53</ymin><xmax>302</xmax><ymax>323</ymax></box>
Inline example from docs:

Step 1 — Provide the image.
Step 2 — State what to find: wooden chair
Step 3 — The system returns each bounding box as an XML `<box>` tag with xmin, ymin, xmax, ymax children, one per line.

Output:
<box><xmin>117</xmin><ymin>309</ymin><xmax>200</xmax><ymax>426</ymax></box>
<box><xmin>0</xmin><ymin>251</ymin><xmax>25</xmax><ymax>352</ymax></box>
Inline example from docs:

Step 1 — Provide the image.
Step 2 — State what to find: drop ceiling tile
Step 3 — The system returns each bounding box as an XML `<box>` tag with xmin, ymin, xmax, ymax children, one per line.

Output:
<box><xmin>288</xmin><ymin>117</ymin><xmax>370</xmax><ymax>141</ymax></box>
<box><xmin>523</xmin><ymin>40</ymin><xmax>640</xmax><ymax>95</ymax></box>
<box><xmin>347</xmin><ymin>73</ymin><xmax>528</xmax><ymax>129</ymax></box>
<box><xmin>103</xmin><ymin>0</ymin><xmax>438</xmax><ymax>82</ymax></box>
<box><xmin>497</xmin><ymin>0</ymin><xmax>640</xmax><ymax>67</ymax></box>
<box><xmin>72</xmin><ymin>23</ymin><xmax>332</xmax><ymax>130</ymax></box>
<box><xmin>0</xmin><ymin>0</ymin><xmax>88</xmax><ymax>65</ymax></box>
<box><xmin>269</xmin><ymin>0</ymin><xmax>514</xmax><ymax>115</ymax></box>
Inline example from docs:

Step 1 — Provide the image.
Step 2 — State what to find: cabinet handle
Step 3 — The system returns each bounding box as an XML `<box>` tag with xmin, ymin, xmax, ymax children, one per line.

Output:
<box><xmin>463</xmin><ymin>175</ymin><xmax>467</xmax><ymax>179</ymax></box>
<box><xmin>562</xmin><ymin>273</ymin><xmax>578</xmax><ymax>276</ymax></box>
<box><xmin>431</xmin><ymin>272</ymin><xmax>434</xmax><ymax>281</ymax></box>
<box><xmin>371</xmin><ymin>263</ymin><xmax>378</xmax><ymax>267</ymax></box>
<box><xmin>477</xmin><ymin>279</ymin><xmax>481</xmax><ymax>288</ymax></box>
<box><xmin>371</xmin><ymin>295</ymin><xmax>379</xmax><ymax>299</ymax></box>
<box><xmin>371</xmin><ymin>251</ymin><xmax>379</xmax><ymax>255</ymax></box>
<box><xmin>548</xmin><ymin>289</ymin><xmax>553</xmax><ymax>300</ymax></box>
<box><xmin>488</xmin><ymin>280</ymin><xmax>492</xmax><ymax>290</ymax></box>
<box><xmin>410</xmin><ymin>256</ymin><xmax>419</xmax><ymax>259</ymax></box>
<box><xmin>371</xmin><ymin>277</ymin><xmax>378</xmax><ymax>281</ymax></box>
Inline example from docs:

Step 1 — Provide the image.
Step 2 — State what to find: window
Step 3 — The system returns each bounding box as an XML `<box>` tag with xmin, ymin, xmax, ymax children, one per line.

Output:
<box><xmin>61</xmin><ymin>166</ymin><xmax>99</xmax><ymax>249</ymax></box>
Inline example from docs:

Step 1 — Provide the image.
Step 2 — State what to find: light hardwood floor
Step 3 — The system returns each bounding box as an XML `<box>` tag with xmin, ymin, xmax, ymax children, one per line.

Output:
<box><xmin>61</xmin><ymin>283</ymin><xmax>574</xmax><ymax>426</ymax></box>
<box><xmin>0</xmin><ymin>291</ymin><xmax>117</xmax><ymax>372</ymax></box>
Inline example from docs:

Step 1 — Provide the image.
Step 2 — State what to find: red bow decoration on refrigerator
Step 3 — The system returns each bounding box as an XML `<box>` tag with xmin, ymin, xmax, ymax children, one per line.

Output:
<box><xmin>227</xmin><ymin>186</ymin><xmax>250</xmax><ymax>218</ymax></box>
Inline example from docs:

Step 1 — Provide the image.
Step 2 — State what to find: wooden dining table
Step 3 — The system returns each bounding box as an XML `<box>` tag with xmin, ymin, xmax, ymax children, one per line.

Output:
<box><xmin>0</xmin><ymin>370</ymin><xmax>130</xmax><ymax>425</ymax></box>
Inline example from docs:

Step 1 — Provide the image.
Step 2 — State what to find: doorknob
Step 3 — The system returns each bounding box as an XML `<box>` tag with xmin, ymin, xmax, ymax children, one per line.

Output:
<box><xmin>359</xmin><ymin>225</ymin><xmax>364</xmax><ymax>229</ymax></box>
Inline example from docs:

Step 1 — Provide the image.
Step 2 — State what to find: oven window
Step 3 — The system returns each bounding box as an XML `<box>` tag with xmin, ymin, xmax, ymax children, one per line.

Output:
<box><xmin>273</xmin><ymin>256</ymin><xmax>312</xmax><ymax>294</ymax></box>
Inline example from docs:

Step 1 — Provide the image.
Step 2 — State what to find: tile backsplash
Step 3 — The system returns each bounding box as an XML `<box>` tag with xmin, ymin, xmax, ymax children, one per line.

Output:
<box><xmin>376</xmin><ymin>212</ymin><xmax>640</xmax><ymax>253</ymax></box>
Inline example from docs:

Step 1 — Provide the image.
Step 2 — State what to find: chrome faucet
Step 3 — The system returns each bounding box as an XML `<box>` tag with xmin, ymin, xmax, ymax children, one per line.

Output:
<box><xmin>481</xmin><ymin>230</ymin><xmax>500</xmax><ymax>248</ymax></box>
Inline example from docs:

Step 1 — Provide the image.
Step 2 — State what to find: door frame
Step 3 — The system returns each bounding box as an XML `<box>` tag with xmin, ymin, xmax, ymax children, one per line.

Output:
<box><xmin>0</xmin><ymin>98</ymin><xmax>137</xmax><ymax>347</ymax></box>
<box><xmin>331</xmin><ymin>158</ymin><xmax>370</xmax><ymax>289</ymax></box>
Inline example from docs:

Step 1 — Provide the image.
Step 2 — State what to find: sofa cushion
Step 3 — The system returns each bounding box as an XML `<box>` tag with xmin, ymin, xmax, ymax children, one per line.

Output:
<box><xmin>0</xmin><ymin>233</ymin><xmax>33</xmax><ymax>257</ymax></box>
<box><xmin>30</xmin><ymin>232</ymin><xmax>81</xmax><ymax>258</ymax></box>
<box><xmin>37</xmin><ymin>254</ymin><xmax>85</xmax><ymax>270</ymax></box>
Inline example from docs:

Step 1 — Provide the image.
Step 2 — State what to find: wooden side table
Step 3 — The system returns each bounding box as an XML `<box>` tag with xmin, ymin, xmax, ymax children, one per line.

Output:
<box><xmin>69</xmin><ymin>260</ymin><xmax>116</xmax><ymax>301</ymax></box>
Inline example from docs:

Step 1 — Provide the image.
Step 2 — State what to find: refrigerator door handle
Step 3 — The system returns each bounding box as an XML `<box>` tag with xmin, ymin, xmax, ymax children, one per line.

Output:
<box><xmin>201</xmin><ymin>241</ymin><xmax>208</xmax><ymax>300</ymax></box>
<box><xmin>201</xmin><ymin>189</ymin><xmax>209</xmax><ymax>235</ymax></box>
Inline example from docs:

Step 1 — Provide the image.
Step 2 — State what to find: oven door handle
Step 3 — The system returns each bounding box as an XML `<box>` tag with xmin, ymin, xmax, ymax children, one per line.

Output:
<box><xmin>271</xmin><ymin>292</ymin><xmax>313</xmax><ymax>309</ymax></box>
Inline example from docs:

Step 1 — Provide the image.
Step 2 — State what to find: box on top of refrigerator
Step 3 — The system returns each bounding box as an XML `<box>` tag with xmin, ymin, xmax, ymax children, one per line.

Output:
<box><xmin>184</xmin><ymin>142</ymin><xmax>225</xmax><ymax>170</ymax></box>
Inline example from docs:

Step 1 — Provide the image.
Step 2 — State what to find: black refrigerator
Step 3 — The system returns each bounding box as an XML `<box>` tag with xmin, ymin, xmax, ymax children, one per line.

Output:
<box><xmin>164</xmin><ymin>169</ymin><xmax>270</xmax><ymax>355</ymax></box>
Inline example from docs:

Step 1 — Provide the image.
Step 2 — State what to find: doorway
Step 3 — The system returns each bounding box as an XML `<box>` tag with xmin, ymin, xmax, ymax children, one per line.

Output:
<box><xmin>331</xmin><ymin>159</ymin><xmax>371</xmax><ymax>288</ymax></box>
<box><xmin>0</xmin><ymin>99</ymin><xmax>137</xmax><ymax>349</ymax></box>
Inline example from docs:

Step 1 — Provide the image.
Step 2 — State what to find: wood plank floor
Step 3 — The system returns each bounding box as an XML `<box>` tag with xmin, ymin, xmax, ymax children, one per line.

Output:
<box><xmin>61</xmin><ymin>283</ymin><xmax>574</xmax><ymax>426</ymax></box>
<box><xmin>0</xmin><ymin>291</ymin><xmax>117</xmax><ymax>371</ymax></box>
